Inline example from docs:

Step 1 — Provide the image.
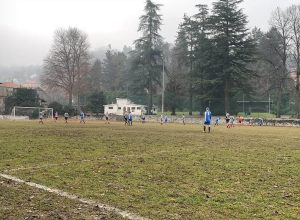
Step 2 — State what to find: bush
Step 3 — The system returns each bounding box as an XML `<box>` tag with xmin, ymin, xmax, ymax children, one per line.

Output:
<box><xmin>86</xmin><ymin>91</ymin><xmax>106</xmax><ymax>115</ymax></box>
<box><xmin>32</xmin><ymin>109</ymin><xmax>39</xmax><ymax>119</ymax></box>
<box><xmin>63</xmin><ymin>105</ymin><xmax>76</xmax><ymax>116</ymax></box>
<box><xmin>48</xmin><ymin>101</ymin><xmax>63</xmax><ymax>115</ymax></box>
<box><xmin>4</xmin><ymin>88</ymin><xmax>40</xmax><ymax>114</ymax></box>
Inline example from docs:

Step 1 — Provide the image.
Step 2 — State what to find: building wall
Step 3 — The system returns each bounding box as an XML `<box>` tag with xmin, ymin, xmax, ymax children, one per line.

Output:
<box><xmin>0</xmin><ymin>87</ymin><xmax>14</xmax><ymax>114</ymax></box>
<box><xmin>0</xmin><ymin>97</ymin><xmax>5</xmax><ymax>113</ymax></box>
<box><xmin>104</xmin><ymin>104</ymin><xmax>145</xmax><ymax>116</ymax></box>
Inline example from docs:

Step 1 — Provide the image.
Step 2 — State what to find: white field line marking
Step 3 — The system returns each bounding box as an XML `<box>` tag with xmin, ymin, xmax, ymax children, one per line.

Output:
<box><xmin>3</xmin><ymin>159</ymin><xmax>92</xmax><ymax>172</ymax></box>
<box><xmin>3</xmin><ymin>162</ymin><xmax>73</xmax><ymax>172</ymax></box>
<box><xmin>0</xmin><ymin>173</ymin><xmax>150</xmax><ymax>220</ymax></box>
<box><xmin>3</xmin><ymin>150</ymin><xmax>170</xmax><ymax>173</ymax></box>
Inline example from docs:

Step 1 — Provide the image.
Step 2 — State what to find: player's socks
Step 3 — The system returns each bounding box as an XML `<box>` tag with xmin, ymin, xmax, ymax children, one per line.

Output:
<box><xmin>208</xmin><ymin>127</ymin><xmax>211</xmax><ymax>133</ymax></box>
<box><xmin>203</xmin><ymin>126</ymin><xmax>206</xmax><ymax>132</ymax></box>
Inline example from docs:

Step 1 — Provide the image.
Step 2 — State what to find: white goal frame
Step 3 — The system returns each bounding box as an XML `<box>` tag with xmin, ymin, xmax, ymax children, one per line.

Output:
<box><xmin>11</xmin><ymin>106</ymin><xmax>53</xmax><ymax>119</ymax></box>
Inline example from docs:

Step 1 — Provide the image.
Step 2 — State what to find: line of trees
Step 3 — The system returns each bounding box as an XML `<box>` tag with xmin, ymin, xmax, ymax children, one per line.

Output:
<box><xmin>4</xmin><ymin>88</ymin><xmax>40</xmax><ymax>114</ymax></box>
<box><xmin>168</xmin><ymin>0</ymin><xmax>256</xmax><ymax>115</ymax></box>
<box><xmin>253</xmin><ymin>5</ymin><xmax>300</xmax><ymax>117</ymax></box>
<box><xmin>41</xmin><ymin>0</ymin><xmax>300</xmax><ymax>118</ymax></box>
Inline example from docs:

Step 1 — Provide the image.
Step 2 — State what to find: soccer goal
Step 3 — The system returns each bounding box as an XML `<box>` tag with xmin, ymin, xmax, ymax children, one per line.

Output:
<box><xmin>11</xmin><ymin>106</ymin><xmax>53</xmax><ymax>120</ymax></box>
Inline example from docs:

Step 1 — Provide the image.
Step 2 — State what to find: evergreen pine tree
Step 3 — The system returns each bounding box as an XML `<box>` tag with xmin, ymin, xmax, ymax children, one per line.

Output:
<box><xmin>88</xmin><ymin>59</ymin><xmax>103</xmax><ymax>92</ymax></box>
<box><xmin>131</xmin><ymin>0</ymin><xmax>163</xmax><ymax>114</ymax></box>
<box><xmin>181</xmin><ymin>15</ymin><xmax>198</xmax><ymax>115</ymax></box>
<box><xmin>209</xmin><ymin>0</ymin><xmax>255</xmax><ymax>113</ymax></box>
<box><xmin>192</xmin><ymin>4</ymin><xmax>215</xmax><ymax>112</ymax></box>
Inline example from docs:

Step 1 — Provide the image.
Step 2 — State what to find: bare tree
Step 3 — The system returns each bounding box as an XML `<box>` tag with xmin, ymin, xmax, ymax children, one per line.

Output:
<box><xmin>287</xmin><ymin>5</ymin><xmax>300</xmax><ymax>118</ymax></box>
<box><xmin>42</xmin><ymin>27</ymin><xmax>90</xmax><ymax>106</ymax></box>
<box><xmin>270</xmin><ymin>7</ymin><xmax>291</xmax><ymax>117</ymax></box>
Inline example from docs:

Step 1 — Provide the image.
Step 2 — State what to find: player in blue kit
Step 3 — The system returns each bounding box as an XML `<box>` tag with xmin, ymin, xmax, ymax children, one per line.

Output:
<box><xmin>203</xmin><ymin>107</ymin><xmax>212</xmax><ymax>133</ymax></box>
<box><xmin>80</xmin><ymin>111</ymin><xmax>85</xmax><ymax>124</ymax></box>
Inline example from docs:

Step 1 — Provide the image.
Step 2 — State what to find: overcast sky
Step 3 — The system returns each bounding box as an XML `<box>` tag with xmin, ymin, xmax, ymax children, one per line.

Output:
<box><xmin>0</xmin><ymin>0</ymin><xmax>299</xmax><ymax>67</ymax></box>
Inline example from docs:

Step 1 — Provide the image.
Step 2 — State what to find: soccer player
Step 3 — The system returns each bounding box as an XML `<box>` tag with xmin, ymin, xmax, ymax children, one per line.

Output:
<box><xmin>39</xmin><ymin>111</ymin><xmax>44</xmax><ymax>124</ymax></box>
<box><xmin>225</xmin><ymin>112</ymin><xmax>230</xmax><ymax>127</ymax></box>
<box><xmin>214</xmin><ymin>116</ymin><xmax>220</xmax><ymax>126</ymax></box>
<box><xmin>141</xmin><ymin>113</ymin><xmax>145</xmax><ymax>124</ymax></box>
<box><xmin>160</xmin><ymin>115</ymin><xmax>164</xmax><ymax>125</ymax></box>
<box><xmin>105</xmin><ymin>112</ymin><xmax>110</xmax><ymax>124</ymax></box>
<box><xmin>182</xmin><ymin>114</ymin><xmax>185</xmax><ymax>125</ymax></box>
<box><xmin>203</xmin><ymin>107</ymin><xmax>212</xmax><ymax>133</ymax></box>
<box><xmin>128</xmin><ymin>111</ymin><xmax>133</xmax><ymax>126</ymax></box>
<box><xmin>258</xmin><ymin>118</ymin><xmax>263</xmax><ymax>126</ymax></box>
<box><xmin>54</xmin><ymin>111</ymin><xmax>58</xmax><ymax>122</ymax></box>
<box><xmin>238</xmin><ymin>115</ymin><xmax>244</xmax><ymax>126</ymax></box>
<box><xmin>123</xmin><ymin>111</ymin><xmax>128</xmax><ymax>126</ymax></box>
<box><xmin>229</xmin><ymin>115</ymin><xmax>235</xmax><ymax>128</ymax></box>
<box><xmin>80</xmin><ymin>111</ymin><xmax>85</xmax><ymax>124</ymax></box>
<box><xmin>64</xmin><ymin>112</ymin><xmax>69</xmax><ymax>124</ymax></box>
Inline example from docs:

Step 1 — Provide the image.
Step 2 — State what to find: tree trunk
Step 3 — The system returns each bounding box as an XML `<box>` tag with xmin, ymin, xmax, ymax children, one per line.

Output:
<box><xmin>296</xmin><ymin>91</ymin><xmax>300</xmax><ymax>119</ymax></box>
<box><xmin>189</xmin><ymin>83</ymin><xmax>192</xmax><ymax>116</ymax></box>
<box><xmin>276</xmin><ymin>89</ymin><xmax>282</xmax><ymax>118</ymax></box>
<box><xmin>296</xmin><ymin>64</ymin><xmax>300</xmax><ymax>118</ymax></box>
<box><xmin>171</xmin><ymin>106</ymin><xmax>176</xmax><ymax>115</ymax></box>
<box><xmin>199</xmin><ymin>75</ymin><xmax>203</xmax><ymax>114</ymax></box>
<box><xmin>68</xmin><ymin>90</ymin><xmax>72</xmax><ymax>106</ymax></box>
<box><xmin>224</xmin><ymin>79</ymin><xmax>230</xmax><ymax>113</ymax></box>
<box><xmin>189</xmin><ymin>61</ymin><xmax>193</xmax><ymax>116</ymax></box>
<box><xmin>149</xmin><ymin>79</ymin><xmax>153</xmax><ymax>115</ymax></box>
<box><xmin>77</xmin><ymin>93</ymin><xmax>80</xmax><ymax>113</ymax></box>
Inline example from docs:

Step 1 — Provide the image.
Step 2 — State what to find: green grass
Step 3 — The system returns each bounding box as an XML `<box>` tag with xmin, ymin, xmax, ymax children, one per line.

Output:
<box><xmin>1</xmin><ymin>120</ymin><xmax>300</xmax><ymax>219</ymax></box>
<box><xmin>237</xmin><ymin>112</ymin><xmax>276</xmax><ymax>119</ymax></box>
<box><xmin>157</xmin><ymin>111</ymin><xmax>201</xmax><ymax>117</ymax></box>
<box><xmin>0</xmin><ymin>177</ymin><xmax>123</xmax><ymax>220</ymax></box>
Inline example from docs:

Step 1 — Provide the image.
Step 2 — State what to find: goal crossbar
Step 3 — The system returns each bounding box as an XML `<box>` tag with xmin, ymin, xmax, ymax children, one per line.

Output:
<box><xmin>12</xmin><ymin>106</ymin><xmax>53</xmax><ymax>119</ymax></box>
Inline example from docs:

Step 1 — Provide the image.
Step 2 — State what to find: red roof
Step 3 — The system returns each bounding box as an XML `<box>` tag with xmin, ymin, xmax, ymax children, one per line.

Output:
<box><xmin>0</xmin><ymin>82</ymin><xmax>20</xmax><ymax>88</ymax></box>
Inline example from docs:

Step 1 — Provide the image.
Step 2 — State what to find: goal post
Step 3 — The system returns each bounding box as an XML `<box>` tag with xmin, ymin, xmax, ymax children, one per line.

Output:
<box><xmin>11</xmin><ymin>106</ymin><xmax>53</xmax><ymax>120</ymax></box>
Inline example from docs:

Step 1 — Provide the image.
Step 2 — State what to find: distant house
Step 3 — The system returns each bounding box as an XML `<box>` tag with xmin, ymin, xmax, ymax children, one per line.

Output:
<box><xmin>104</xmin><ymin>98</ymin><xmax>148</xmax><ymax>116</ymax></box>
<box><xmin>0</xmin><ymin>81</ymin><xmax>48</xmax><ymax>114</ymax></box>
<box><xmin>0</xmin><ymin>82</ymin><xmax>18</xmax><ymax>114</ymax></box>
<box><xmin>0</xmin><ymin>81</ymin><xmax>20</xmax><ymax>89</ymax></box>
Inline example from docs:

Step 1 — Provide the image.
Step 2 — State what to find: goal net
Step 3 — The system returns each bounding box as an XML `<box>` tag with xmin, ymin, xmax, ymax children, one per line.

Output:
<box><xmin>11</xmin><ymin>106</ymin><xmax>53</xmax><ymax>120</ymax></box>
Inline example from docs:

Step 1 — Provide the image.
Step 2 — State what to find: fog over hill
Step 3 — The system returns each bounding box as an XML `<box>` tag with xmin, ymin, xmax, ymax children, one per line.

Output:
<box><xmin>0</xmin><ymin>47</ymin><xmax>109</xmax><ymax>83</ymax></box>
<box><xmin>0</xmin><ymin>0</ymin><xmax>298</xmax><ymax>85</ymax></box>
<box><xmin>0</xmin><ymin>65</ymin><xmax>42</xmax><ymax>83</ymax></box>
<box><xmin>1</xmin><ymin>0</ymin><xmax>298</xmax><ymax>67</ymax></box>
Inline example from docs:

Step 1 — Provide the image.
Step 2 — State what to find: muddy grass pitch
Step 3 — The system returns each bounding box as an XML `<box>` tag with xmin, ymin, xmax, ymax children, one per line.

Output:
<box><xmin>0</xmin><ymin>120</ymin><xmax>299</xmax><ymax>219</ymax></box>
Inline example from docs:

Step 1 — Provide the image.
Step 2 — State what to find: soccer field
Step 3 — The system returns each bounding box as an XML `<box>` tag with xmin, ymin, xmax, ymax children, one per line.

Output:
<box><xmin>0</xmin><ymin>120</ymin><xmax>300</xmax><ymax>219</ymax></box>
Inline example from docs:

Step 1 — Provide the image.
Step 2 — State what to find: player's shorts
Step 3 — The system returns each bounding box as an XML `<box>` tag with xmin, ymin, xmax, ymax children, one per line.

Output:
<box><xmin>204</xmin><ymin>121</ymin><xmax>211</xmax><ymax>125</ymax></box>
<box><xmin>106</xmin><ymin>117</ymin><xmax>108</xmax><ymax>120</ymax></box>
<box><xmin>226</xmin><ymin>119</ymin><xmax>230</xmax><ymax>123</ymax></box>
<box><xmin>65</xmin><ymin>117</ymin><xmax>68</xmax><ymax>120</ymax></box>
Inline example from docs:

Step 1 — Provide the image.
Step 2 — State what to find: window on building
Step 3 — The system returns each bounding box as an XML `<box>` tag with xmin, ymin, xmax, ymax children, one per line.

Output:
<box><xmin>109</xmin><ymin>107</ymin><xmax>113</xmax><ymax>109</ymax></box>
<box><xmin>118</xmin><ymin>107</ymin><xmax>121</xmax><ymax>110</ymax></box>
<box><xmin>137</xmin><ymin>107</ymin><xmax>141</xmax><ymax>110</ymax></box>
<box><xmin>132</xmin><ymin>107</ymin><xmax>136</xmax><ymax>112</ymax></box>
